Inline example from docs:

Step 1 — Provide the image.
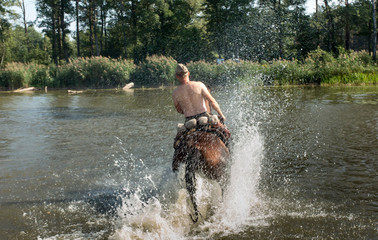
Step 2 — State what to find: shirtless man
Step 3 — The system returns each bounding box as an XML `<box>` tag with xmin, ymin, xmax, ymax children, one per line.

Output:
<box><xmin>172</xmin><ymin>63</ymin><xmax>229</xmax><ymax>172</ymax></box>
<box><xmin>172</xmin><ymin>64</ymin><xmax>226</xmax><ymax>122</ymax></box>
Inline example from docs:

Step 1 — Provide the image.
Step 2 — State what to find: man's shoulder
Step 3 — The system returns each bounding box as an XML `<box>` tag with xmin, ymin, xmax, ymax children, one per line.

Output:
<box><xmin>190</xmin><ymin>80</ymin><xmax>204</xmax><ymax>84</ymax></box>
<box><xmin>190</xmin><ymin>81</ymin><xmax>206</xmax><ymax>88</ymax></box>
<box><xmin>172</xmin><ymin>86</ymin><xmax>184</xmax><ymax>98</ymax></box>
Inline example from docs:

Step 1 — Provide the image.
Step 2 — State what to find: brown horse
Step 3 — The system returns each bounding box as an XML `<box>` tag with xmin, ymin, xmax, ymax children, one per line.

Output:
<box><xmin>172</xmin><ymin>130</ymin><xmax>230</xmax><ymax>222</ymax></box>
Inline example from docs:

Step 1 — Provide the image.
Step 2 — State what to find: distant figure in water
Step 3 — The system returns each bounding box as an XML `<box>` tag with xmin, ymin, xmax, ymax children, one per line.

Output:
<box><xmin>172</xmin><ymin>63</ymin><xmax>231</xmax><ymax>222</ymax></box>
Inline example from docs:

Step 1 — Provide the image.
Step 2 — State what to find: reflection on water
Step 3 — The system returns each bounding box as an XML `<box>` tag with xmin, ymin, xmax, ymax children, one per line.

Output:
<box><xmin>0</xmin><ymin>86</ymin><xmax>377</xmax><ymax>239</ymax></box>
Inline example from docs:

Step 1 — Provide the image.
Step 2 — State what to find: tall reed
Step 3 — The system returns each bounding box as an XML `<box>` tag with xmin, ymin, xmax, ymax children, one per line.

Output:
<box><xmin>131</xmin><ymin>55</ymin><xmax>177</xmax><ymax>87</ymax></box>
<box><xmin>0</xmin><ymin>49</ymin><xmax>376</xmax><ymax>90</ymax></box>
<box><xmin>53</xmin><ymin>57</ymin><xmax>135</xmax><ymax>88</ymax></box>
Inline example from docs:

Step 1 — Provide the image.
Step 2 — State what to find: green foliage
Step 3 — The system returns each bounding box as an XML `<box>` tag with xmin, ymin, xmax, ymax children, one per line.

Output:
<box><xmin>2</xmin><ymin>0</ymin><xmax>376</xmax><ymax>66</ymax></box>
<box><xmin>0</xmin><ymin>57</ymin><xmax>135</xmax><ymax>90</ymax></box>
<box><xmin>52</xmin><ymin>61</ymin><xmax>84</xmax><ymax>88</ymax></box>
<box><xmin>28</xmin><ymin>63</ymin><xmax>52</xmax><ymax>87</ymax></box>
<box><xmin>54</xmin><ymin>57</ymin><xmax>135</xmax><ymax>88</ymax></box>
<box><xmin>36</xmin><ymin>0</ymin><xmax>73</xmax><ymax>64</ymax></box>
<box><xmin>306</xmin><ymin>48</ymin><xmax>335</xmax><ymax>65</ymax></box>
<box><xmin>0</xmin><ymin>51</ymin><xmax>376</xmax><ymax>90</ymax></box>
<box><xmin>262</xmin><ymin>60</ymin><xmax>306</xmax><ymax>85</ymax></box>
<box><xmin>168</xmin><ymin>25</ymin><xmax>212</xmax><ymax>63</ymax></box>
<box><xmin>204</xmin><ymin>0</ymin><xmax>252</xmax><ymax>59</ymax></box>
<box><xmin>269</xmin><ymin>48</ymin><xmax>378</xmax><ymax>85</ymax></box>
<box><xmin>0</xmin><ymin>26</ymin><xmax>51</xmax><ymax>66</ymax></box>
<box><xmin>0</xmin><ymin>62</ymin><xmax>53</xmax><ymax>90</ymax></box>
<box><xmin>187</xmin><ymin>61</ymin><xmax>218</xmax><ymax>84</ymax></box>
<box><xmin>131</xmin><ymin>55</ymin><xmax>177</xmax><ymax>86</ymax></box>
<box><xmin>0</xmin><ymin>63</ymin><xmax>26</xmax><ymax>90</ymax></box>
<box><xmin>323</xmin><ymin>73</ymin><xmax>377</xmax><ymax>85</ymax></box>
<box><xmin>85</xmin><ymin>57</ymin><xmax>135</xmax><ymax>88</ymax></box>
<box><xmin>187</xmin><ymin>49</ymin><xmax>376</xmax><ymax>86</ymax></box>
<box><xmin>188</xmin><ymin>60</ymin><xmax>264</xmax><ymax>85</ymax></box>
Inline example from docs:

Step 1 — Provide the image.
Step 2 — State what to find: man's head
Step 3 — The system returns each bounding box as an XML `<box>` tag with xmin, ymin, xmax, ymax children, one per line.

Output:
<box><xmin>176</xmin><ymin>64</ymin><xmax>189</xmax><ymax>79</ymax></box>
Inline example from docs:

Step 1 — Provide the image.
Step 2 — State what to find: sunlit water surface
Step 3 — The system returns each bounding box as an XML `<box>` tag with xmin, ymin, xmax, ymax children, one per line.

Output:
<box><xmin>0</xmin><ymin>86</ymin><xmax>377</xmax><ymax>239</ymax></box>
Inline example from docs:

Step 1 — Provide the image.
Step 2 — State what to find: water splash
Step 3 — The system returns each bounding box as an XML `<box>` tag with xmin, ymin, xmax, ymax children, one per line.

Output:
<box><xmin>110</xmin><ymin>186</ymin><xmax>193</xmax><ymax>239</ymax></box>
<box><xmin>110</xmin><ymin>106</ymin><xmax>266</xmax><ymax>239</ymax></box>
<box><xmin>210</xmin><ymin>125</ymin><xmax>264</xmax><ymax>231</ymax></box>
<box><xmin>193</xmin><ymin>95</ymin><xmax>267</xmax><ymax>238</ymax></box>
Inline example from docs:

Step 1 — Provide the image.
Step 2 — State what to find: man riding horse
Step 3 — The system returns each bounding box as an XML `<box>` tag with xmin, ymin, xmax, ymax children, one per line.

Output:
<box><xmin>172</xmin><ymin>63</ymin><xmax>231</xmax><ymax>222</ymax></box>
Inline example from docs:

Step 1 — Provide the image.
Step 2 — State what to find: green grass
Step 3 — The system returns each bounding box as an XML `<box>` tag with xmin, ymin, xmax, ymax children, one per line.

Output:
<box><xmin>0</xmin><ymin>49</ymin><xmax>376</xmax><ymax>90</ymax></box>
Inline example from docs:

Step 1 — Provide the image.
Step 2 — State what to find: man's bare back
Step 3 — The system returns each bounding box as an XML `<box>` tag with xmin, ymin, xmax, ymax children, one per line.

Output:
<box><xmin>172</xmin><ymin>64</ymin><xmax>231</xmax><ymax>174</ymax></box>
<box><xmin>173</xmin><ymin>64</ymin><xmax>225</xmax><ymax>121</ymax></box>
<box><xmin>172</xmin><ymin>81</ymin><xmax>208</xmax><ymax>117</ymax></box>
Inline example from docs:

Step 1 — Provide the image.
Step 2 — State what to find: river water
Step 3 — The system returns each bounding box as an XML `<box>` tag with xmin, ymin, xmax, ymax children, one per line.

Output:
<box><xmin>0</xmin><ymin>85</ymin><xmax>377</xmax><ymax>239</ymax></box>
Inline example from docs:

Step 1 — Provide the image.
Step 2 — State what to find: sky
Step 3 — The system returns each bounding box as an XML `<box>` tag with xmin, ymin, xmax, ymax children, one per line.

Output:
<box><xmin>12</xmin><ymin>0</ymin><xmax>317</xmax><ymax>34</ymax></box>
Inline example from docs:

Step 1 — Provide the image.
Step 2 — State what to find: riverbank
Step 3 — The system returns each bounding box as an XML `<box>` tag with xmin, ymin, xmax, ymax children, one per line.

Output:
<box><xmin>0</xmin><ymin>49</ymin><xmax>376</xmax><ymax>90</ymax></box>
<box><xmin>3</xmin><ymin>84</ymin><xmax>377</xmax><ymax>97</ymax></box>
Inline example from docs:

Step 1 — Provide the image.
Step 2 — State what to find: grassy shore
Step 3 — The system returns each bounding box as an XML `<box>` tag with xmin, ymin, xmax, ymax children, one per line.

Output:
<box><xmin>0</xmin><ymin>49</ymin><xmax>376</xmax><ymax>90</ymax></box>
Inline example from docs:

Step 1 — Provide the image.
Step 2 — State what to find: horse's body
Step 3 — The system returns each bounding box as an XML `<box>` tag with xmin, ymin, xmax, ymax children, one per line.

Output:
<box><xmin>172</xmin><ymin>130</ymin><xmax>230</xmax><ymax>222</ymax></box>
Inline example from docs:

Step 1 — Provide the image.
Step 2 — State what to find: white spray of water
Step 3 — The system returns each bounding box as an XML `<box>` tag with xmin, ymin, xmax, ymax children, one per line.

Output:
<box><xmin>197</xmin><ymin>124</ymin><xmax>266</xmax><ymax>237</ymax></box>
<box><xmin>110</xmin><ymin>186</ymin><xmax>193</xmax><ymax>240</ymax></box>
<box><xmin>111</xmin><ymin>87</ymin><xmax>266</xmax><ymax>239</ymax></box>
<box><xmin>110</xmin><ymin>123</ymin><xmax>266</xmax><ymax>239</ymax></box>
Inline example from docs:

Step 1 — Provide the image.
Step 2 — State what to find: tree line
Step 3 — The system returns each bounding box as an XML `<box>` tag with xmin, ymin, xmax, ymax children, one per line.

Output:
<box><xmin>0</xmin><ymin>0</ymin><xmax>377</xmax><ymax>67</ymax></box>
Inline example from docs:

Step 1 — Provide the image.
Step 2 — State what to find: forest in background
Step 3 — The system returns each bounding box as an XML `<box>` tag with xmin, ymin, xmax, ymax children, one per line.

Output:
<box><xmin>0</xmin><ymin>0</ymin><xmax>377</xmax><ymax>89</ymax></box>
<box><xmin>0</xmin><ymin>0</ymin><xmax>377</xmax><ymax>65</ymax></box>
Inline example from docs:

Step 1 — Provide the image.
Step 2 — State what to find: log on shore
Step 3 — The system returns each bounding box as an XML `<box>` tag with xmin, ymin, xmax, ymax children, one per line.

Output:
<box><xmin>14</xmin><ymin>87</ymin><xmax>39</xmax><ymax>92</ymax></box>
<box><xmin>122</xmin><ymin>82</ymin><xmax>134</xmax><ymax>90</ymax></box>
<box><xmin>68</xmin><ymin>90</ymin><xmax>84</xmax><ymax>94</ymax></box>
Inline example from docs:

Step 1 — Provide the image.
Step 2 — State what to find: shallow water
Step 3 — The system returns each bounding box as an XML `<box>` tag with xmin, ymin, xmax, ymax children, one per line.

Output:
<box><xmin>0</xmin><ymin>86</ymin><xmax>377</xmax><ymax>239</ymax></box>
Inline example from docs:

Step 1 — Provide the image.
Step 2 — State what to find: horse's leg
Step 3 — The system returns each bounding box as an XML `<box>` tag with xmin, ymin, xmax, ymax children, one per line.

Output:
<box><xmin>219</xmin><ymin>159</ymin><xmax>230</xmax><ymax>201</ymax></box>
<box><xmin>185</xmin><ymin>155</ymin><xmax>199</xmax><ymax>223</ymax></box>
<box><xmin>216</xmin><ymin>148</ymin><xmax>230</xmax><ymax>202</ymax></box>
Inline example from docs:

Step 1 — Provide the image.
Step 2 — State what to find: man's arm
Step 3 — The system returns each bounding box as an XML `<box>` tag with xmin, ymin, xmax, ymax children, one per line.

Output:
<box><xmin>174</xmin><ymin>101</ymin><xmax>184</xmax><ymax>114</ymax></box>
<box><xmin>201</xmin><ymin>84</ymin><xmax>226</xmax><ymax>121</ymax></box>
<box><xmin>173</xmin><ymin>91</ymin><xmax>184</xmax><ymax>114</ymax></box>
